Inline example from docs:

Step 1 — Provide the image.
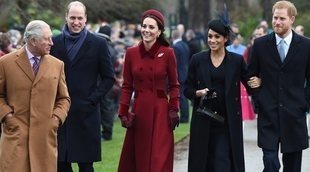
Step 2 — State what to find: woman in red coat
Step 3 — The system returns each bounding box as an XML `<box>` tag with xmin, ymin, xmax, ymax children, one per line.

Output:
<box><xmin>117</xmin><ymin>9</ymin><xmax>180</xmax><ymax>172</ymax></box>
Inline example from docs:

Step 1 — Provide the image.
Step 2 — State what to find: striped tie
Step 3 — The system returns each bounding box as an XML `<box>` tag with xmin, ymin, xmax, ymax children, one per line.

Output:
<box><xmin>32</xmin><ymin>57</ymin><xmax>40</xmax><ymax>75</ymax></box>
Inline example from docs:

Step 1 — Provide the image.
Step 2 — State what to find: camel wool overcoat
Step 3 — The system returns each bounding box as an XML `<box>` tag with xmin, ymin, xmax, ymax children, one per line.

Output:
<box><xmin>0</xmin><ymin>47</ymin><xmax>71</xmax><ymax>172</ymax></box>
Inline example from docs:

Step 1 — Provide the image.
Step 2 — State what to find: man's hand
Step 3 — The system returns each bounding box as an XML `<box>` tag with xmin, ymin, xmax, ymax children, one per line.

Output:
<box><xmin>3</xmin><ymin>113</ymin><xmax>13</xmax><ymax>122</ymax></box>
<box><xmin>248</xmin><ymin>77</ymin><xmax>261</xmax><ymax>88</ymax></box>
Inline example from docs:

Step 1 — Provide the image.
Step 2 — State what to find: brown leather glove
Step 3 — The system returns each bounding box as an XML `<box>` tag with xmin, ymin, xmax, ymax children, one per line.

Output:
<box><xmin>168</xmin><ymin>107</ymin><xmax>179</xmax><ymax>130</ymax></box>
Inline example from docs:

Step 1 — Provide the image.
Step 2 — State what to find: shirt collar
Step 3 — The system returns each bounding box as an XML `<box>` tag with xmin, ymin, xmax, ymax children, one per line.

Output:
<box><xmin>173</xmin><ymin>38</ymin><xmax>182</xmax><ymax>45</ymax></box>
<box><xmin>25</xmin><ymin>45</ymin><xmax>41</xmax><ymax>60</ymax></box>
<box><xmin>276</xmin><ymin>30</ymin><xmax>293</xmax><ymax>46</ymax></box>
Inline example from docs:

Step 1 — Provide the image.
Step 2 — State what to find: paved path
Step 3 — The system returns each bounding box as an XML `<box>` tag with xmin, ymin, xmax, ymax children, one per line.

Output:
<box><xmin>173</xmin><ymin>119</ymin><xmax>310</xmax><ymax>172</ymax></box>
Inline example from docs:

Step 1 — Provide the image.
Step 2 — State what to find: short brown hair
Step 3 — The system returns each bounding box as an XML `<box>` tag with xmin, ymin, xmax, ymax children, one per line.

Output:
<box><xmin>272</xmin><ymin>1</ymin><xmax>297</xmax><ymax>17</ymax></box>
<box><xmin>0</xmin><ymin>33</ymin><xmax>11</xmax><ymax>50</ymax></box>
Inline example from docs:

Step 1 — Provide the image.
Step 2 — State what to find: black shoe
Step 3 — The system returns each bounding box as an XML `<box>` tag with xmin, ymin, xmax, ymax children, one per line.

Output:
<box><xmin>102</xmin><ymin>135</ymin><xmax>112</xmax><ymax>141</ymax></box>
<box><xmin>102</xmin><ymin>132</ymin><xmax>112</xmax><ymax>141</ymax></box>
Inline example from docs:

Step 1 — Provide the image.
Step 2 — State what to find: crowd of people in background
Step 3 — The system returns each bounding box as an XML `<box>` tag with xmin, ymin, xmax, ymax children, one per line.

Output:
<box><xmin>0</xmin><ymin>1</ymin><xmax>310</xmax><ymax>172</ymax></box>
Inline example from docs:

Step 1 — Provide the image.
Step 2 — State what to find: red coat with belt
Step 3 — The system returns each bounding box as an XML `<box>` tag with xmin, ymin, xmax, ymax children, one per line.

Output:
<box><xmin>118</xmin><ymin>41</ymin><xmax>180</xmax><ymax>172</ymax></box>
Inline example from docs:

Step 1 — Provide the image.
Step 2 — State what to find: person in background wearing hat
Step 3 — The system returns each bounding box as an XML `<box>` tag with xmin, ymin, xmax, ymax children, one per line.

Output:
<box><xmin>50</xmin><ymin>1</ymin><xmax>115</xmax><ymax>172</ymax></box>
<box><xmin>117</xmin><ymin>9</ymin><xmax>180</xmax><ymax>172</ymax></box>
<box><xmin>184</xmin><ymin>19</ymin><xmax>260</xmax><ymax>172</ymax></box>
<box><xmin>96</xmin><ymin>24</ymin><xmax>121</xmax><ymax>141</ymax></box>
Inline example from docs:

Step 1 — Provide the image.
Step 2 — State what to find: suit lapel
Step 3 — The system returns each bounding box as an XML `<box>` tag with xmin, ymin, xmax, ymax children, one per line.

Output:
<box><xmin>15</xmin><ymin>47</ymin><xmax>35</xmax><ymax>81</ymax></box>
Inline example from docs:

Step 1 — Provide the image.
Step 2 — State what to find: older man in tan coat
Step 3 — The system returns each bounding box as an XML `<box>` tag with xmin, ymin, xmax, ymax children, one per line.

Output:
<box><xmin>0</xmin><ymin>20</ymin><xmax>70</xmax><ymax>172</ymax></box>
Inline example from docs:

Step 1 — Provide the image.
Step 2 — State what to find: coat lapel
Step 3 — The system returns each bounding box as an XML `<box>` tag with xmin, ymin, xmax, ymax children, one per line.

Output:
<box><xmin>225</xmin><ymin>52</ymin><xmax>235</xmax><ymax>95</ymax></box>
<box><xmin>266</xmin><ymin>34</ymin><xmax>283</xmax><ymax>65</ymax></box>
<box><xmin>200</xmin><ymin>51</ymin><xmax>212</xmax><ymax>86</ymax></box>
<box><xmin>282</xmin><ymin>31</ymin><xmax>301</xmax><ymax>66</ymax></box>
<box><xmin>15</xmin><ymin>47</ymin><xmax>35</xmax><ymax>81</ymax></box>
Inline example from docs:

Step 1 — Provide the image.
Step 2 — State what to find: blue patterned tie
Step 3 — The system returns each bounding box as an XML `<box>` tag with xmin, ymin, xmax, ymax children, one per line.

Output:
<box><xmin>32</xmin><ymin>57</ymin><xmax>40</xmax><ymax>75</ymax></box>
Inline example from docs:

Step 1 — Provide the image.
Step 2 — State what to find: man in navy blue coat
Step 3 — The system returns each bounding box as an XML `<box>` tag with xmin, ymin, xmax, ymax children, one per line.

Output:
<box><xmin>50</xmin><ymin>1</ymin><xmax>115</xmax><ymax>172</ymax></box>
<box><xmin>248</xmin><ymin>1</ymin><xmax>309</xmax><ymax>171</ymax></box>
<box><xmin>172</xmin><ymin>29</ymin><xmax>190</xmax><ymax>123</ymax></box>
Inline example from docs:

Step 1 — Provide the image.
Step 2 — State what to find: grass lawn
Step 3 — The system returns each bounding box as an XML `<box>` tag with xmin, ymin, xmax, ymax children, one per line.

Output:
<box><xmin>72</xmin><ymin>116</ymin><xmax>191</xmax><ymax>171</ymax></box>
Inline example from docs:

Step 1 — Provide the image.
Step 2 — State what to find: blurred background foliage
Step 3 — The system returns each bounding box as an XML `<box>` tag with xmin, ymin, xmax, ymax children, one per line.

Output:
<box><xmin>0</xmin><ymin>0</ymin><xmax>156</xmax><ymax>31</ymax></box>
<box><xmin>1</xmin><ymin>0</ymin><xmax>309</xmax><ymax>39</ymax></box>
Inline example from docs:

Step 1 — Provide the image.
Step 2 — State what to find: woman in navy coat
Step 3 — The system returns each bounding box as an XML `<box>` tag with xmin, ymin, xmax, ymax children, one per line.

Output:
<box><xmin>117</xmin><ymin>9</ymin><xmax>180</xmax><ymax>172</ymax></box>
<box><xmin>184</xmin><ymin>19</ymin><xmax>257</xmax><ymax>172</ymax></box>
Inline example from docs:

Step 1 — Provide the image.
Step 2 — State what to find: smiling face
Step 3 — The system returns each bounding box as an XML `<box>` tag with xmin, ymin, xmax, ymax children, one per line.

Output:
<box><xmin>31</xmin><ymin>26</ymin><xmax>53</xmax><ymax>56</ymax></box>
<box><xmin>66</xmin><ymin>4</ymin><xmax>87</xmax><ymax>34</ymax></box>
<box><xmin>272</xmin><ymin>8</ymin><xmax>294</xmax><ymax>38</ymax></box>
<box><xmin>207</xmin><ymin>29</ymin><xmax>227</xmax><ymax>52</ymax></box>
<box><xmin>141</xmin><ymin>17</ymin><xmax>161</xmax><ymax>46</ymax></box>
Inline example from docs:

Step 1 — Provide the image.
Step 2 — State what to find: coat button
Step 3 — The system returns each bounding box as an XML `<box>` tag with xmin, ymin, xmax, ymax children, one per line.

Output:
<box><xmin>140</xmin><ymin>67</ymin><xmax>143</xmax><ymax>71</ymax></box>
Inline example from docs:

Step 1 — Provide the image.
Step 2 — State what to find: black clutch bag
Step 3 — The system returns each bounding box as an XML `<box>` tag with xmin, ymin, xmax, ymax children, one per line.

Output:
<box><xmin>196</xmin><ymin>88</ymin><xmax>225</xmax><ymax>123</ymax></box>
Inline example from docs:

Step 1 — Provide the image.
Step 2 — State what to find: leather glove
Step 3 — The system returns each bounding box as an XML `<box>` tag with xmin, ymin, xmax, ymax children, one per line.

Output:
<box><xmin>119</xmin><ymin>112</ymin><xmax>135</xmax><ymax>128</ymax></box>
<box><xmin>119</xmin><ymin>115</ymin><xmax>129</xmax><ymax>128</ymax></box>
<box><xmin>168</xmin><ymin>107</ymin><xmax>179</xmax><ymax>130</ymax></box>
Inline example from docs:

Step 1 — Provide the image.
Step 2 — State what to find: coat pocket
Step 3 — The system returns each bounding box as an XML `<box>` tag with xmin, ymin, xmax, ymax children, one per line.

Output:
<box><xmin>0</xmin><ymin>117</ymin><xmax>20</xmax><ymax>170</ymax></box>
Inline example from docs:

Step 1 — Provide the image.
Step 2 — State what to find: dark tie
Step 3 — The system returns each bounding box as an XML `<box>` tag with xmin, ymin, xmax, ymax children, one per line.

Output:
<box><xmin>32</xmin><ymin>57</ymin><xmax>40</xmax><ymax>75</ymax></box>
<box><xmin>277</xmin><ymin>39</ymin><xmax>286</xmax><ymax>62</ymax></box>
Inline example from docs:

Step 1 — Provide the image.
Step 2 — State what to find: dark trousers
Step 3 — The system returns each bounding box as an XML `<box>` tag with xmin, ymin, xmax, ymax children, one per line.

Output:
<box><xmin>58</xmin><ymin>161</ymin><xmax>94</xmax><ymax>172</ymax></box>
<box><xmin>100</xmin><ymin>92</ymin><xmax>117</xmax><ymax>140</ymax></box>
<box><xmin>179</xmin><ymin>83</ymin><xmax>189</xmax><ymax>122</ymax></box>
<box><xmin>262</xmin><ymin>148</ymin><xmax>302</xmax><ymax>172</ymax></box>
